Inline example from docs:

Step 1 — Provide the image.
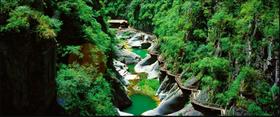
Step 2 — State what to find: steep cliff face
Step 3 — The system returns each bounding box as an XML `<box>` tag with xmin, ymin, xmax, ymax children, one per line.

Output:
<box><xmin>0</xmin><ymin>1</ymin><xmax>62</xmax><ymax>114</ymax></box>
<box><xmin>0</xmin><ymin>26</ymin><xmax>61</xmax><ymax>115</ymax></box>
<box><xmin>53</xmin><ymin>0</ymin><xmax>132</xmax><ymax>113</ymax></box>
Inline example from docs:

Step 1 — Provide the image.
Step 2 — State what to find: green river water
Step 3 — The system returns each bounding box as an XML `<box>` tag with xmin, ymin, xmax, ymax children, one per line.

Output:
<box><xmin>122</xmin><ymin>94</ymin><xmax>157</xmax><ymax>115</ymax></box>
<box><xmin>121</xmin><ymin>46</ymin><xmax>158</xmax><ymax>115</ymax></box>
<box><xmin>132</xmin><ymin>48</ymin><xmax>148</xmax><ymax>59</ymax></box>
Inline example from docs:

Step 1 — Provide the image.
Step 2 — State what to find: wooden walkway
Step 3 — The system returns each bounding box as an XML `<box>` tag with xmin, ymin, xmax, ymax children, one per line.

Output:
<box><xmin>190</xmin><ymin>91</ymin><xmax>225</xmax><ymax>112</ymax></box>
<box><xmin>156</xmin><ymin>53</ymin><xmax>226</xmax><ymax>115</ymax></box>
<box><xmin>108</xmin><ymin>19</ymin><xmax>128</xmax><ymax>28</ymax></box>
<box><xmin>108</xmin><ymin>19</ymin><xmax>128</xmax><ymax>24</ymax></box>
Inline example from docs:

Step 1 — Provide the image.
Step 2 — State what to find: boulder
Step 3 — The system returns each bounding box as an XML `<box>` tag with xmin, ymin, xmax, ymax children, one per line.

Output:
<box><xmin>113</xmin><ymin>59</ymin><xmax>130</xmax><ymax>85</ymax></box>
<box><xmin>148</xmin><ymin>43</ymin><xmax>160</xmax><ymax>55</ymax></box>
<box><xmin>106</xmin><ymin>56</ymin><xmax>132</xmax><ymax>109</ymax></box>
<box><xmin>228</xmin><ymin>106</ymin><xmax>250</xmax><ymax>116</ymax></box>
<box><xmin>128</xmin><ymin>40</ymin><xmax>142</xmax><ymax>48</ymax></box>
<box><xmin>115</xmin><ymin>108</ymin><xmax>133</xmax><ymax>116</ymax></box>
<box><xmin>109</xmin><ymin>76</ymin><xmax>132</xmax><ymax>109</ymax></box>
<box><xmin>156</xmin><ymin>76</ymin><xmax>176</xmax><ymax>100</ymax></box>
<box><xmin>114</xmin><ymin>46</ymin><xmax>141</xmax><ymax>64</ymax></box>
<box><xmin>127</xmin><ymin>33</ymin><xmax>143</xmax><ymax>48</ymax></box>
<box><xmin>113</xmin><ymin>59</ymin><xmax>139</xmax><ymax>81</ymax></box>
<box><xmin>147</xmin><ymin>61</ymin><xmax>160</xmax><ymax>79</ymax></box>
<box><xmin>135</xmin><ymin>54</ymin><xmax>159</xmax><ymax>79</ymax></box>
<box><xmin>142</xmin><ymin>89</ymin><xmax>188</xmax><ymax>116</ymax></box>
<box><xmin>141</xmin><ymin>42</ymin><xmax>152</xmax><ymax>49</ymax></box>
<box><xmin>167</xmin><ymin>104</ymin><xmax>203</xmax><ymax>116</ymax></box>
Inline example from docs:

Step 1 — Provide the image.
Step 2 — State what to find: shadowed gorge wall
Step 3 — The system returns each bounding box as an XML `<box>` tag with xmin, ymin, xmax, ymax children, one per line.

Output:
<box><xmin>0</xmin><ymin>0</ymin><xmax>128</xmax><ymax>116</ymax></box>
<box><xmin>0</xmin><ymin>33</ymin><xmax>61</xmax><ymax>115</ymax></box>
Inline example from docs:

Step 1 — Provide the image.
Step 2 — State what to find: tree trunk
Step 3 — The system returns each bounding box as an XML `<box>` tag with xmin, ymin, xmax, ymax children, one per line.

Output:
<box><xmin>275</xmin><ymin>55</ymin><xmax>279</xmax><ymax>84</ymax></box>
<box><xmin>214</xmin><ymin>39</ymin><xmax>221</xmax><ymax>57</ymax></box>
<box><xmin>267</xmin><ymin>38</ymin><xmax>273</xmax><ymax>67</ymax></box>
<box><xmin>246</xmin><ymin>16</ymin><xmax>258</xmax><ymax>65</ymax></box>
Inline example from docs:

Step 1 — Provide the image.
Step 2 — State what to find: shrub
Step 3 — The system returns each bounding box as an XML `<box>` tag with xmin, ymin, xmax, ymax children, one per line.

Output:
<box><xmin>56</xmin><ymin>64</ymin><xmax>117</xmax><ymax>116</ymax></box>
<box><xmin>1</xmin><ymin>6</ymin><xmax>61</xmax><ymax>39</ymax></box>
<box><xmin>191</xmin><ymin>57</ymin><xmax>230</xmax><ymax>79</ymax></box>
<box><xmin>248</xmin><ymin>102</ymin><xmax>269</xmax><ymax>116</ymax></box>
<box><xmin>137</xmin><ymin>78</ymin><xmax>160</xmax><ymax>96</ymax></box>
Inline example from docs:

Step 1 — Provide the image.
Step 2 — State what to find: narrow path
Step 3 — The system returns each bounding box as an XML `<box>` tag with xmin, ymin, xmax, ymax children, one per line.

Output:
<box><xmin>115</xmin><ymin>27</ymin><xmax>226</xmax><ymax>116</ymax></box>
<box><xmin>157</xmin><ymin>54</ymin><xmax>226</xmax><ymax>115</ymax></box>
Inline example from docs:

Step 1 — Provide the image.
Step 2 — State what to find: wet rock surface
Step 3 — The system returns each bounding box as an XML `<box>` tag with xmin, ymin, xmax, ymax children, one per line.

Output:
<box><xmin>114</xmin><ymin>28</ymin><xmax>209</xmax><ymax>116</ymax></box>
<box><xmin>167</xmin><ymin>104</ymin><xmax>203</xmax><ymax>116</ymax></box>
<box><xmin>114</xmin><ymin>46</ymin><xmax>141</xmax><ymax>64</ymax></box>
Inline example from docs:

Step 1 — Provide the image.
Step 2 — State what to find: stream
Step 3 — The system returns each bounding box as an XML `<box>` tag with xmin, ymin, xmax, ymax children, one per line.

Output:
<box><xmin>113</xmin><ymin>28</ymin><xmax>160</xmax><ymax>115</ymax></box>
<box><xmin>122</xmin><ymin>94</ymin><xmax>157</xmax><ymax>115</ymax></box>
<box><xmin>113</xmin><ymin>28</ymin><xmax>218</xmax><ymax>116</ymax></box>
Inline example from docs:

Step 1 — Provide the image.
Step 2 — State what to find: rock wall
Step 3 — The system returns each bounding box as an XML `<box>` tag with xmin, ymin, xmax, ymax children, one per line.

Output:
<box><xmin>0</xmin><ymin>34</ymin><xmax>62</xmax><ymax>115</ymax></box>
<box><xmin>106</xmin><ymin>51</ymin><xmax>132</xmax><ymax>109</ymax></box>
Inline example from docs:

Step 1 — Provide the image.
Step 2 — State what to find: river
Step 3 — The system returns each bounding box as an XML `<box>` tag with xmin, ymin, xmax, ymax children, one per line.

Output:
<box><xmin>113</xmin><ymin>28</ymin><xmax>160</xmax><ymax>115</ymax></box>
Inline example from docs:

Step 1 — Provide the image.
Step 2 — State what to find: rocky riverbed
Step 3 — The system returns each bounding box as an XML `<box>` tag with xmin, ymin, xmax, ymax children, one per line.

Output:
<box><xmin>112</xmin><ymin>28</ymin><xmax>206</xmax><ymax>116</ymax></box>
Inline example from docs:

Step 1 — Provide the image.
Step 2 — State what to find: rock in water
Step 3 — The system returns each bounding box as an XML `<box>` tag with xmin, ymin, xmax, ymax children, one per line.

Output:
<box><xmin>127</xmin><ymin>33</ymin><xmax>143</xmax><ymax>48</ymax></box>
<box><xmin>135</xmin><ymin>54</ymin><xmax>159</xmax><ymax>79</ymax></box>
<box><xmin>114</xmin><ymin>46</ymin><xmax>141</xmax><ymax>64</ymax></box>
<box><xmin>167</xmin><ymin>104</ymin><xmax>203</xmax><ymax>116</ymax></box>
<box><xmin>141</xmin><ymin>42</ymin><xmax>152</xmax><ymax>49</ymax></box>
<box><xmin>115</xmin><ymin>108</ymin><xmax>133</xmax><ymax>116</ymax></box>
<box><xmin>141</xmin><ymin>89</ymin><xmax>188</xmax><ymax>116</ymax></box>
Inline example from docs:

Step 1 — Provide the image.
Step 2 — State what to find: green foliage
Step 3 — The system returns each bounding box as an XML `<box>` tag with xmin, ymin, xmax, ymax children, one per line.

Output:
<box><xmin>137</xmin><ymin>78</ymin><xmax>160</xmax><ymax>96</ymax></box>
<box><xmin>104</xmin><ymin>0</ymin><xmax>279</xmax><ymax>115</ymax></box>
<box><xmin>201</xmin><ymin>75</ymin><xmax>221</xmax><ymax>91</ymax></box>
<box><xmin>271</xmin><ymin>84</ymin><xmax>280</xmax><ymax>96</ymax></box>
<box><xmin>103</xmin><ymin>0</ymin><xmax>131</xmax><ymax>18</ymax></box>
<box><xmin>160</xmin><ymin>35</ymin><xmax>185</xmax><ymax>73</ymax></box>
<box><xmin>191</xmin><ymin>57</ymin><xmax>230</xmax><ymax>79</ymax></box>
<box><xmin>57</xmin><ymin>0</ymin><xmax>112</xmax><ymax>52</ymax></box>
<box><xmin>127</xmin><ymin>64</ymin><xmax>136</xmax><ymax>74</ymax></box>
<box><xmin>56</xmin><ymin>64</ymin><xmax>117</xmax><ymax>116</ymax></box>
<box><xmin>0</xmin><ymin>0</ymin><xmax>20</xmax><ymax>14</ymax></box>
<box><xmin>1</xmin><ymin>6</ymin><xmax>62</xmax><ymax>39</ymax></box>
<box><xmin>2</xmin><ymin>0</ymin><xmax>279</xmax><ymax>115</ymax></box>
<box><xmin>1</xmin><ymin>0</ymin><xmax>118</xmax><ymax>116</ymax></box>
<box><xmin>138</xmin><ymin>73</ymin><xmax>148</xmax><ymax>79</ymax></box>
<box><xmin>248</xmin><ymin>102</ymin><xmax>269</xmax><ymax>116</ymax></box>
<box><xmin>193</xmin><ymin>29</ymin><xmax>207</xmax><ymax>39</ymax></box>
<box><xmin>58</xmin><ymin>45</ymin><xmax>83</xmax><ymax>58</ymax></box>
<box><xmin>215</xmin><ymin>66</ymin><xmax>269</xmax><ymax>109</ymax></box>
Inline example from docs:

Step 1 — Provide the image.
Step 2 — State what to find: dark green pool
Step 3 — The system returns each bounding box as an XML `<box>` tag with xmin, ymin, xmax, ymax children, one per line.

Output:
<box><xmin>132</xmin><ymin>48</ymin><xmax>148</xmax><ymax>59</ymax></box>
<box><xmin>127</xmin><ymin>64</ymin><xmax>136</xmax><ymax>73</ymax></box>
<box><xmin>122</xmin><ymin>94</ymin><xmax>157</xmax><ymax>115</ymax></box>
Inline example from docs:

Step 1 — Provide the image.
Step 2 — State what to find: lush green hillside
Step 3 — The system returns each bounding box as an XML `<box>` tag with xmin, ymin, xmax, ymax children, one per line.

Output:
<box><xmin>104</xmin><ymin>0</ymin><xmax>279</xmax><ymax>115</ymax></box>
<box><xmin>1</xmin><ymin>0</ymin><xmax>279</xmax><ymax>116</ymax></box>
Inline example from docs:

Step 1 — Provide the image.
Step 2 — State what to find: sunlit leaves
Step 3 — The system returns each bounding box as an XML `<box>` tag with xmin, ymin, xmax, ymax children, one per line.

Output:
<box><xmin>1</xmin><ymin>6</ymin><xmax>61</xmax><ymax>39</ymax></box>
<box><xmin>61</xmin><ymin>45</ymin><xmax>83</xmax><ymax>58</ymax></box>
<box><xmin>193</xmin><ymin>29</ymin><xmax>207</xmax><ymax>39</ymax></box>
<box><xmin>57</xmin><ymin>0</ymin><xmax>112</xmax><ymax>52</ymax></box>
<box><xmin>137</xmin><ymin>78</ymin><xmax>160</xmax><ymax>96</ymax></box>
<box><xmin>191</xmin><ymin>57</ymin><xmax>230</xmax><ymax>76</ymax></box>
<box><xmin>56</xmin><ymin>64</ymin><xmax>117</xmax><ymax>116</ymax></box>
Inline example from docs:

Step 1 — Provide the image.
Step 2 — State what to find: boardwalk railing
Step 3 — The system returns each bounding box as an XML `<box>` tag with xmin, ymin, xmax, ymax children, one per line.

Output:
<box><xmin>156</xmin><ymin>53</ymin><xmax>226</xmax><ymax>115</ymax></box>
